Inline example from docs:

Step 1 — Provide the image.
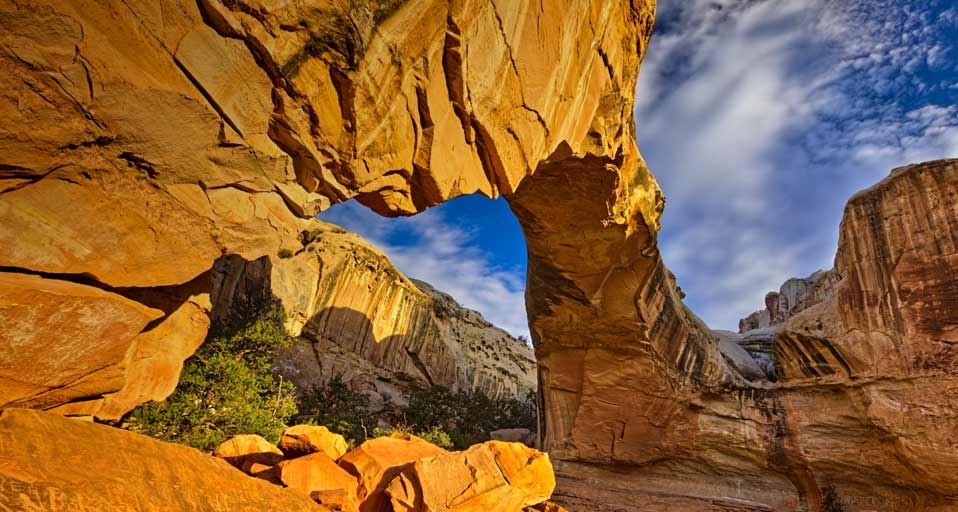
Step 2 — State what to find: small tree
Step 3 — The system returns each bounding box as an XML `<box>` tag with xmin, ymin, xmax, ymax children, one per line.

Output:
<box><xmin>123</xmin><ymin>306</ymin><xmax>297</xmax><ymax>451</ymax></box>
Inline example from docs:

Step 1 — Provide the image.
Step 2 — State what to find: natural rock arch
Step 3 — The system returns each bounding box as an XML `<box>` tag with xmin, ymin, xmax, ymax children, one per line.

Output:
<box><xmin>2</xmin><ymin>1</ymin><xmax>957</xmax><ymax>510</ymax></box>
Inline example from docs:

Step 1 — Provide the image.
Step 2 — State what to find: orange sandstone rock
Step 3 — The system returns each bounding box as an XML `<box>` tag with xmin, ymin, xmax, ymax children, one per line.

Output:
<box><xmin>213</xmin><ymin>434</ymin><xmax>284</xmax><ymax>469</ymax></box>
<box><xmin>279</xmin><ymin>424</ymin><xmax>350</xmax><ymax>460</ymax></box>
<box><xmin>279</xmin><ymin>452</ymin><xmax>360</xmax><ymax>511</ymax></box>
<box><xmin>385</xmin><ymin>441</ymin><xmax>555</xmax><ymax>512</ymax></box>
<box><xmin>338</xmin><ymin>433</ymin><xmax>447</xmax><ymax>512</ymax></box>
<box><xmin>0</xmin><ymin>408</ymin><xmax>326</xmax><ymax>511</ymax></box>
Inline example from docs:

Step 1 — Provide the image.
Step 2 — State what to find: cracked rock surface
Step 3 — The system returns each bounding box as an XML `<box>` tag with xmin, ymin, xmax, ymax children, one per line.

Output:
<box><xmin>3</xmin><ymin>1</ymin><xmax>958</xmax><ymax>510</ymax></box>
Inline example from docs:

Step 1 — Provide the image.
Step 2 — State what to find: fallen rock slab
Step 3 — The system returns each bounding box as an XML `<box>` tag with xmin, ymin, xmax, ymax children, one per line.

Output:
<box><xmin>338</xmin><ymin>433</ymin><xmax>447</xmax><ymax>512</ymax></box>
<box><xmin>386</xmin><ymin>441</ymin><xmax>555</xmax><ymax>512</ymax></box>
<box><xmin>0</xmin><ymin>408</ymin><xmax>326</xmax><ymax>511</ymax></box>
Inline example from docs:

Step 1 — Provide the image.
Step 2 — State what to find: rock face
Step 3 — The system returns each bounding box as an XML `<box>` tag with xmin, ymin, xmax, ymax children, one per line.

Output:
<box><xmin>213</xmin><ymin>222</ymin><xmax>536</xmax><ymax>408</ymax></box>
<box><xmin>3</xmin><ymin>0</ymin><xmax>637</xmax><ymax>415</ymax></box>
<box><xmin>739</xmin><ymin>269</ymin><xmax>840</xmax><ymax>332</ymax></box>
<box><xmin>5</xmin><ymin>1</ymin><xmax>958</xmax><ymax>511</ymax></box>
<box><xmin>768</xmin><ymin>160</ymin><xmax>958</xmax><ymax>507</ymax></box>
<box><xmin>0</xmin><ymin>408</ymin><xmax>326</xmax><ymax>511</ymax></box>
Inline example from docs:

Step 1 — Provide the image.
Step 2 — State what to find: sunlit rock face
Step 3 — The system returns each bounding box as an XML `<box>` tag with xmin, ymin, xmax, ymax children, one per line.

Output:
<box><xmin>211</xmin><ymin>222</ymin><xmax>536</xmax><ymax>406</ymax></box>
<box><xmin>0</xmin><ymin>0</ymin><xmax>651</xmax><ymax>416</ymax></box>
<box><xmin>3</xmin><ymin>1</ymin><xmax>958</xmax><ymax>510</ymax></box>
<box><xmin>0</xmin><ymin>409</ymin><xmax>326</xmax><ymax>511</ymax></box>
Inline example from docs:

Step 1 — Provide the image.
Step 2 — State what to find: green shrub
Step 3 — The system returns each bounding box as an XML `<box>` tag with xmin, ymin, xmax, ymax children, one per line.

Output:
<box><xmin>405</xmin><ymin>386</ymin><xmax>536</xmax><ymax>449</ymax></box>
<box><xmin>370</xmin><ymin>424</ymin><xmax>454</xmax><ymax>449</ymax></box>
<box><xmin>123</xmin><ymin>307</ymin><xmax>297</xmax><ymax>451</ymax></box>
<box><xmin>296</xmin><ymin>376</ymin><xmax>372</xmax><ymax>447</ymax></box>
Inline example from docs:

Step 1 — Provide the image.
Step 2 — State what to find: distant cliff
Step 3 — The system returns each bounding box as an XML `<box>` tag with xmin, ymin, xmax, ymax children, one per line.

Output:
<box><xmin>212</xmin><ymin>221</ymin><xmax>536</xmax><ymax>412</ymax></box>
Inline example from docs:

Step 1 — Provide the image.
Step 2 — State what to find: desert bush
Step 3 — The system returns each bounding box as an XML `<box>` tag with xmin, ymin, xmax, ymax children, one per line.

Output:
<box><xmin>123</xmin><ymin>306</ymin><xmax>297</xmax><ymax>451</ymax></box>
<box><xmin>296</xmin><ymin>376</ymin><xmax>372</xmax><ymax>446</ymax></box>
<box><xmin>370</xmin><ymin>424</ymin><xmax>454</xmax><ymax>449</ymax></box>
<box><xmin>405</xmin><ymin>386</ymin><xmax>536</xmax><ymax>449</ymax></box>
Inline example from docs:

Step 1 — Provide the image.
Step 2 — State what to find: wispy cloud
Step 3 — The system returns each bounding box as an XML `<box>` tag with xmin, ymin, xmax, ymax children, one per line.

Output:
<box><xmin>637</xmin><ymin>0</ymin><xmax>958</xmax><ymax>329</ymax></box>
<box><xmin>319</xmin><ymin>202</ymin><xmax>531</xmax><ymax>341</ymax></box>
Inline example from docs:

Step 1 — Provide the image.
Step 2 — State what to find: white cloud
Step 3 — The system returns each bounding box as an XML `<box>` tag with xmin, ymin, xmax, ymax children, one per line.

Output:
<box><xmin>637</xmin><ymin>0</ymin><xmax>958</xmax><ymax>329</ymax></box>
<box><xmin>319</xmin><ymin>202</ymin><xmax>531</xmax><ymax>341</ymax></box>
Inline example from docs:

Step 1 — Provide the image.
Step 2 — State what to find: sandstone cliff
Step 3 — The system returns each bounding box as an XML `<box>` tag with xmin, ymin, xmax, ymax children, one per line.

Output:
<box><xmin>0</xmin><ymin>0</ymin><xmax>655</xmax><ymax>418</ymax></box>
<box><xmin>4</xmin><ymin>1</ymin><xmax>958</xmax><ymax>511</ymax></box>
<box><xmin>739</xmin><ymin>269</ymin><xmax>840</xmax><ymax>332</ymax></box>
<box><xmin>213</xmin><ymin>221</ymin><xmax>536</xmax><ymax>410</ymax></box>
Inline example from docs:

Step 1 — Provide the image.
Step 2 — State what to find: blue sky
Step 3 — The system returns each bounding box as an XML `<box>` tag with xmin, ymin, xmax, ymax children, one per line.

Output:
<box><xmin>323</xmin><ymin>0</ymin><xmax>957</xmax><ymax>337</ymax></box>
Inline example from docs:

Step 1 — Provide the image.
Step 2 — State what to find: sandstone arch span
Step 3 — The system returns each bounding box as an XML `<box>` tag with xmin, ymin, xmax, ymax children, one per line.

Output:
<box><xmin>2</xmin><ymin>1</ymin><xmax>957</xmax><ymax>510</ymax></box>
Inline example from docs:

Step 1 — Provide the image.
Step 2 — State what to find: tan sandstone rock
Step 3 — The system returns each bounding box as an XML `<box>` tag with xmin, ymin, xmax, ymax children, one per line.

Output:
<box><xmin>8</xmin><ymin>0</ymin><xmax>958</xmax><ymax>510</ymax></box>
<box><xmin>213</xmin><ymin>434</ymin><xmax>284</xmax><ymax>469</ymax></box>
<box><xmin>0</xmin><ymin>0</ymin><xmax>652</xmax><ymax>416</ymax></box>
<box><xmin>338</xmin><ymin>432</ymin><xmax>447</xmax><ymax>512</ymax></box>
<box><xmin>0</xmin><ymin>273</ymin><xmax>163</xmax><ymax>410</ymax></box>
<box><xmin>210</xmin><ymin>220</ymin><xmax>536</xmax><ymax>415</ymax></box>
<box><xmin>279</xmin><ymin>452</ymin><xmax>361</xmax><ymax>511</ymax></box>
<box><xmin>385</xmin><ymin>440</ymin><xmax>555</xmax><ymax>512</ymax></box>
<box><xmin>279</xmin><ymin>424</ymin><xmax>350</xmax><ymax>460</ymax></box>
<box><xmin>0</xmin><ymin>408</ymin><xmax>327</xmax><ymax>511</ymax></box>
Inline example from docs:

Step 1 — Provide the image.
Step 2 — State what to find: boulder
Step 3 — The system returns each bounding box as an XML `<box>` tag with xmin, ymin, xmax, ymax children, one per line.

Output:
<box><xmin>213</xmin><ymin>434</ymin><xmax>284</xmax><ymax>469</ymax></box>
<box><xmin>385</xmin><ymin>441</ymin><xmax>555</xmax><ymax>512</ymax></box>
<box><xmin>0</xmin><ymin>408</ymin><xmax>325</xmax><ymax>511</ymax></box>
<box><xmin>279</xmin><ymin>452</ymin><xmax>360</xmax><ymax>511</ymax></box>
<box><xmin>338</xmin><ymin>433</ymin><xmax>447</xmax><ymax>512</ymax></box>
<box><xmin>279</xmin><ymin>424</ymin><xmax>350</xmax><ymax>460</ymax></box>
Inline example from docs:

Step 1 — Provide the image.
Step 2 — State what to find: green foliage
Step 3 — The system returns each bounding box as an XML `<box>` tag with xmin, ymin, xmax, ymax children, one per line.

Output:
<box><xmin>296</xmin><ymin>376</ymin><xmax>372</xmax><ymax>447</ymax></box>
<box><xmin>297</xmin><ymin>380</ymin><xmax>536</xmax><ymax>450</ymax></box>
<box><xmin>123</xmin><ymin>307</ymin><xmax>297</xmax><ymax>451</ymax></box>
<box><xmin>370</xmin><ymin>424</ymin><xmax>454</xmax><ymax>449</ymax></box>
<box><xmin>405</xmin><ymin>386</ymin><xmax>537</xmax><ymax>449</ymax></box>
<box><xmin>277</xmin><ymin>248</ymin><xmax>294</xmax><ymax>259</ymax></box>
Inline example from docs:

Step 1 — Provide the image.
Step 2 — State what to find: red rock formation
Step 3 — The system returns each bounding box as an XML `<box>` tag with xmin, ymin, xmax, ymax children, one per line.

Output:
<box><xmin>0</xmin><ymin>408</ymin><xmax>327</xmax><ymax>511</ymax></box>
<box><xmin>0</xmin><ymin>0</ymin><xmax>649</xmax><ymax>417</ymax></box>
<box><xmin>3</xmin><ymin>1</ymin><xmax>958</xmax><ymax>510</ymax></box>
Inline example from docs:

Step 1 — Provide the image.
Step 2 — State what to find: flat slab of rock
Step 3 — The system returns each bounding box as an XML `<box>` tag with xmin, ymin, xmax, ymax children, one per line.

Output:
<box><xmin>0</xmin><ymin>408</ymin><xmax>325</xmax><ymax>511</ymax></box>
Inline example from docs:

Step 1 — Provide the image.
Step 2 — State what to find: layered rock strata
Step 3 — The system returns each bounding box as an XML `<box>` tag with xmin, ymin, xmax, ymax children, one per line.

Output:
<box><xmin>4</xmin><ymin>1</ymin><xmax>958</xmax><ymax>511</ymax></box>
<box><xmin>0</xmin><ymin>409</ymin><xmax>326</xmax><ymax>511</ymax></box>
<box><xmin>213</xmin><ymin>222</ymin><xmax>536</xmax><ymax>408</ymax></box>
<box><xmin>0</xmin><ymin>0</ymin><xmax>654</xmax><ymax>418</ymax></box>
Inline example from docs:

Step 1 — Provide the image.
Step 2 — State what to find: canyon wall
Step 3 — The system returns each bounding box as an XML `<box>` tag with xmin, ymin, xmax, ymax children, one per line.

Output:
<box><xmin>213</xmin><ymin>221</ymin><xmax>536</xmax><ymax>410</ymax></box>
<box><xmin>0</xmin><ymin>0</ymin><xmax>653</xmax><ymax>416</ymax></box>
<box><xmin>3</xmin><ymin>1</ymin><xmax>958</xmax><ymax>511</ymax></box>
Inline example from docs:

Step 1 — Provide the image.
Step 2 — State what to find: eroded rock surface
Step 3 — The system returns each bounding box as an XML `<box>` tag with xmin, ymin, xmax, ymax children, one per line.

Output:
<box><xmin>0</xmin><ymin>408</ymin><xmax>326</xmax><ymax>511</ymax></box>
<box><xmin>5</xmin><ymin>0</ymin><xmax>958</xmax><ymax>510</ymax></box>
<box><xmin>2</xmin><ymin>0</ymin><xmax>645</xmax><ymax>416</ymax></box>
<box><xmin>209</xmin><ymin>221</ymin><xmax>536</xmax><ymax>409</ymax></box>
